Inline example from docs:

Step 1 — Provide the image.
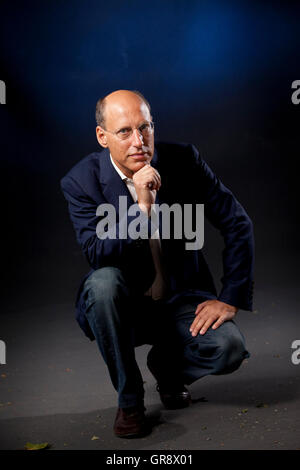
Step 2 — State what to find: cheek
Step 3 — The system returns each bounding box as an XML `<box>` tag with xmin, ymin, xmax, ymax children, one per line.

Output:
<box><xmin>148</xmin><ymin>135</ymin><xmax>155</xmax><ymax>152</ymax></box>
<box><xmin>111</xmin><ymin>142</ymin><xmax>127</xmax><ymax>160</ymax></box>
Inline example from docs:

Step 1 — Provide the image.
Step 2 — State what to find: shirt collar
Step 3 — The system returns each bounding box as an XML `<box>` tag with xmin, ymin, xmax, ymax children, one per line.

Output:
<box><xmin>110</xmin><ymin>154</ymin><xmax>133</xmax><ymax>183</ymax></box>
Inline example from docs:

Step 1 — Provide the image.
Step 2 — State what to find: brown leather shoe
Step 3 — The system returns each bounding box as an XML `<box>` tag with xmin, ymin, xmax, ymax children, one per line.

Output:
<box><xmin>113</xmin><ymin>405</ymin><xmax>151</xmax><ymax>438</ymax></box>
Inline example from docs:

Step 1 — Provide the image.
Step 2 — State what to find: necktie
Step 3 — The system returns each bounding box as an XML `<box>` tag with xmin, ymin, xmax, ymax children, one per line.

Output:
<box><xmin>125</xmin><ymin>178</ymin><xmax>167</xmax><ymax>300</ymax></box>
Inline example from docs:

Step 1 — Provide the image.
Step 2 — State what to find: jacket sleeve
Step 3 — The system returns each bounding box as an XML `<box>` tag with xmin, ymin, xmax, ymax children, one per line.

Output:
<box><xmin>60</xmin><ymin>174</ymin><xmax>155</xmax><ymax>275</ymax></box>
<box><xmin>190</xmin><ymin>144</ymin><xmax>255</xmax><ymax>311</ymax></box>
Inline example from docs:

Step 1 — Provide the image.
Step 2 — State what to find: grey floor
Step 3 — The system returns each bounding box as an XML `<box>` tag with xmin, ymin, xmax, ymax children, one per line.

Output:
<box><xmin>0</xmin><ymin>286</ymin><xmax>299</xmax><ymax>450</ymax></box>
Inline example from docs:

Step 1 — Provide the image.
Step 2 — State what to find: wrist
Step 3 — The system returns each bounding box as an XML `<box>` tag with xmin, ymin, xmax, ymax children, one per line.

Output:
<box><xmin>137</xmin><ymin>201</ymin><xmax>151</xmax><ymax>216</ymax></box>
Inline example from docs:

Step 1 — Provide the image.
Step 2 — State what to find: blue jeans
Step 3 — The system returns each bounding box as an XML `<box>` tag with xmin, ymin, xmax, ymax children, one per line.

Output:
<box><xmin>83</xmin><ymin>267</ymin><xmax>250</xmax><ymax>409</ymax></box>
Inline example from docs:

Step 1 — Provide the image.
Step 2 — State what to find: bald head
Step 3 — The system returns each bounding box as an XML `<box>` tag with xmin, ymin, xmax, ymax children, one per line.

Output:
<box><xmin>95</xmin><ymin>89</ymin><xmax>155</xmax><ymax>178</ymax></box>
<box><xmin>95</xmin><ymin>90</ymin><xmax>151</xmax><ymax>128</ymax></box>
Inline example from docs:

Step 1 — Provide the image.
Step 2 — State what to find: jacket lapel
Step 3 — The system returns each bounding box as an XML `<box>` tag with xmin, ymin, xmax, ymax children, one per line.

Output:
<box><xmin>150</xmin><ymin>149</ymin><xmax>166</xmax><ymax>240</ymax></box>
<box><xmin>98</xmin><ymin>147</ymin><xmax>163</xmax><ymax>206</ymax></box>
<box><xmin>97</xmin><ymin>147</ymin><xmax>167</xmax><ymax>240</ymax></box>
<box><xmin>98</xmin><ymin>149</ymin><xmax>134</xmax><ymax>212</ymax></box>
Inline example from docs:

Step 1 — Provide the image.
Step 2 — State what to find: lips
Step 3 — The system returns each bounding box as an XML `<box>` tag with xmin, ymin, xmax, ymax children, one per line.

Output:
<box><xmin>129</xmin><ymin>153</ymin><xmax>147</xmax><ymax>161</ymax></box>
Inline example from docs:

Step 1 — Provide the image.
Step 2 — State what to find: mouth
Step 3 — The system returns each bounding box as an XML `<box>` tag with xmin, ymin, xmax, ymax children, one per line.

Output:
<box><xmin>129</xmin><ymin>153</ymin><xmax>148</xmax><ymax>161</ymax></box>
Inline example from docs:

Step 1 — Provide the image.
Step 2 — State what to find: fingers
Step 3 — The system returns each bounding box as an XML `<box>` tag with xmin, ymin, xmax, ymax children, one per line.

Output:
<box><xmin>150</xmin><ymin>171</ymin><xmax>161</xmax><ymax>190</ymax></box>
<box><xmin>140</xmin><ymin>163</ymin><xmax>161</xmax><ymax>182</ymax></box>
<box><xmin>190</xmin><ymin>300</ymin><xmax>237</xmax><ymax>336</ymax></box>
<box><xmin>195</xmin><ymin>301</ymin><xmax>208</xmax><ymax>315</ymax></box>
<box><xmin>148</xmin><ymin>167</ymin><xmax>161</xmax><ymax>189</ymax></box>
<box><xmin>211</xmin><ymin>316</ymin><xmax>226</xmax><ymax>330</ymax></box>
<box><xmin>134</xmin><ymin>165</ymin><xmax>161</xmax><ymax>190</ymax></box>
<box><xmin>190</xmin><ymin>307</ymin><xmax>218</xmax><ymax>336</ymax></box>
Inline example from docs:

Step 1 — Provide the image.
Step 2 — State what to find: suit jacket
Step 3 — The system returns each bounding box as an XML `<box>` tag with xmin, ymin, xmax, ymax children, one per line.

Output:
<box><xmin>60</xmin><ymin>141</ymin><xmax>254</xmax><ymax>340</ymax></box>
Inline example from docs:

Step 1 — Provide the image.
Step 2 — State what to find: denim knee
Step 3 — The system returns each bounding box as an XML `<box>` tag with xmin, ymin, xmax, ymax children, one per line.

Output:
<box><xmin>213</xmin><ymin>326</ymin><xmax>249</xmax><ymax>374</ymax></box>
<box><xmin>84</xmin><ymin>267</ymin><xmax>129</xmax><ymax>316</ymax></box>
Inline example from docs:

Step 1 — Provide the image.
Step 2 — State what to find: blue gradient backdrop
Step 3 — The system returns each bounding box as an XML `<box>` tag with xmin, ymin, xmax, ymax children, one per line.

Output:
<box><xmin>0</xmin><ymin>0</ymin><xmax>299</xmax><ymax>309</ymax></box>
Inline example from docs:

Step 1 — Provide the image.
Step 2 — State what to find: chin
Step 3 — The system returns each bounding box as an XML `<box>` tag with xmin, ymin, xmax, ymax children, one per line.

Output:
<box><xmin>132</xmin><ymin>161</ymin><xmax>146</xmax><ymax>173</ymax></box>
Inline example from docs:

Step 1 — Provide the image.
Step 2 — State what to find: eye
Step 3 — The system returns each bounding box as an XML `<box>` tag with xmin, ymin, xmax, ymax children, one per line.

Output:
<box><xmin>139</xmin><ymin>123</ymin><xmax>148</xmax><ymax>132</ymax></box>
<box><xmin>118</xmin><ymin>127</ymin><xmax>131</xmax><ymax>135</ymax></box>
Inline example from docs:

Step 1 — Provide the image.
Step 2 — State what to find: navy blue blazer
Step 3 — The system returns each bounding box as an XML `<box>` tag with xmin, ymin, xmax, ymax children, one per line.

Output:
<box><xmin>60</xmin><ymin>142</ymin><xmax>254</xmax><ymax>340</ymax></box>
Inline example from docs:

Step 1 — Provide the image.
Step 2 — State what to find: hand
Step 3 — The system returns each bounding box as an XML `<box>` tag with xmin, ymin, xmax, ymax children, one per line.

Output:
<box><xmin>189</xmin><ymin>300</ymin><xmax>238</xmax><ymax>336</ymax></box>
<box><xmin>132</xmin><ymin>164</ymin><xmax>161</xmax><ymax>215</ymax></box>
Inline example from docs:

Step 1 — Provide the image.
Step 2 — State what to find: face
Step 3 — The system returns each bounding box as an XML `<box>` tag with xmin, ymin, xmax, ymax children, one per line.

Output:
<box><xmin>96</xmin><ymin>93</ymin><xmax>154</xmax><ymax>179</ymax></box>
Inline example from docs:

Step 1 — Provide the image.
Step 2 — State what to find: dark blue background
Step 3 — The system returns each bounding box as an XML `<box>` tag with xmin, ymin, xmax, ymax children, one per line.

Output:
<box><xmin>1</xmin><ymin>0</ymin><xmax>299</xmax><ymax>311</ymax></box>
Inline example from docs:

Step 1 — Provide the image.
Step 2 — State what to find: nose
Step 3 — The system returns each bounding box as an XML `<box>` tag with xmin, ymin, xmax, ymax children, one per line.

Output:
<box><xmin>131</xmin><ymin>128</ymin><xmax>144</xmax><ymax>146</ymax></box>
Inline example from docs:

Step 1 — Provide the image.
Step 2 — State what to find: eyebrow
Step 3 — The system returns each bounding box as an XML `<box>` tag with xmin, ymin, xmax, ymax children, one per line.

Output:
<box><xmin>116</xmin><ymin>125</ymin><xmax>131</xmax><ymax>132</ymax></box>
<box><xmin>115</xmin><ymin>121</ymin><xmax>149</xmax><ymax>133</ymax></box>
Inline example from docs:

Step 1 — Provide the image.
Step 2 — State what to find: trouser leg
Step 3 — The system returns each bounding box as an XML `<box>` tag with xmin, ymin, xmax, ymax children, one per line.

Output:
<box><xmin>147</xmin><ymin>299</ymin><xmax>250</xmax><ymax>386</ymax></box>
<box><xmin>146</xmin><ymin>302</ymin><xmax>187</xmax><ymax>387</ymax></box>
<box><xmin>83</xmin><ymin>267</ymin><xmax>147</xmax><ymax>409</ymax></box>
<box><xmin>171</xmin><ymin>301</ymin><xmax>250</xmax><ymax>385</ymax></box>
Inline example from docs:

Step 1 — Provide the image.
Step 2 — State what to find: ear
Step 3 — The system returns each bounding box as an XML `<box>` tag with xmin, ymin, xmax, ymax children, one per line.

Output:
<box><xmin>96</xmin><ymin>126</ymin><xmax>108</xmax><ymax>148</ymax></box>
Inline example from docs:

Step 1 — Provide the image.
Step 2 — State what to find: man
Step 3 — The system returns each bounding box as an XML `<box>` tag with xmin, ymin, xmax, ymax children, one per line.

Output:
<box><xmin>60</xmin><ymin>89</ymin><xmax>254</xmax><ymax>438</ymax></box>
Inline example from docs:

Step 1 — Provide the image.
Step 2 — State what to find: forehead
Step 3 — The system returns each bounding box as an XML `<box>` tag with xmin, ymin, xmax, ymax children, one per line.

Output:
<box><xmin>104</xmin><ymin>98</ymin><xmax>150</xmax><ymax>129</ymax></box>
